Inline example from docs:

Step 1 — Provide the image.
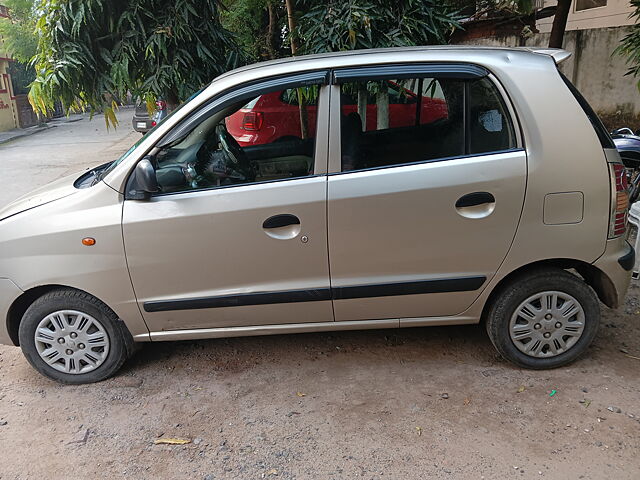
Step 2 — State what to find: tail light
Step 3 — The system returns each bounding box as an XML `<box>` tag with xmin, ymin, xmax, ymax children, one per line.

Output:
<box><xmin>155</xmin><ymin>100</ymin><xmax>166</xmax><ymax>110</ymax></box>
<box><xmin>241</xmin><ymin>112</ymin><xmax>263</xmax><ymax>131</ymax></box>
<box><xmin>608</xmin><ymin>162</ymin><xmax>629</xmax><ymax>238</ymax></box>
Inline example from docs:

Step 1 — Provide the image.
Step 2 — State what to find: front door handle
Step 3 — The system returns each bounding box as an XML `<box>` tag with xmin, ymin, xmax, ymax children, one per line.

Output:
<box><xmin>262</xmin><ymin>214</ymin><xmax>300</xmax><ymax>229</ymax></box>
<box><xmin>455</xmin><ymin>192</ymin><xmax>495</xmax><ymax>208</ymax></box>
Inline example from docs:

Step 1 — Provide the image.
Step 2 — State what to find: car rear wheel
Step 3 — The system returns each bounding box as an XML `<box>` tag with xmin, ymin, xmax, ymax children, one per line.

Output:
<box><xmin>18</xmin><ymin>288</ymin><xmax>133</xmax><ymax>384</ymax></box>
<box><xmin>485</xmin><ymin>268</ymin><xmax>600</xmax><ymax>369</ymax></box>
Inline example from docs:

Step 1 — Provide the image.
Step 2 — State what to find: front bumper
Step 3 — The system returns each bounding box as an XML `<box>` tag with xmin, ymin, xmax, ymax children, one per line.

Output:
<box><xmin>0</xmin><ymin>278</ymin><xmax>23</xmax><ymax>345</ymax></box>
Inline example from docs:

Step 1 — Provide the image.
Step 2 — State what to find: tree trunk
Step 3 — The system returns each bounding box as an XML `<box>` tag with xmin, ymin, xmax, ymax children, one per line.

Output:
<box><xmin>357</xmin><ymin>85</ymin><xmax>367</xmax><ymax>130</ymax></box>
<box><xmin>376</xmin><ymin>87</ymin><xmax>389</xmax><ymax>130</ymax></box>
<box><xmin>549</xmin><ymin>0</ymin><xmax>572</xmax><ymax>49</ymax></box>
<box><xmin>285</xmin><ymin>0</ymin><xmax>299</xmax><ymax>55</ymax></box>
<box><xmin>285</xmin><ymin>0</ymin><xmax>308</xmax><ymax>139</ymax></box>
<box><xmin>265</xmin><ymin>2</ymin><xmax>278</xmax><ymax>60</ymax></box>
<box><xmin>165</xmin><ymin>88</ymin><xmax>180</xmax><ymax>111</ymax></box>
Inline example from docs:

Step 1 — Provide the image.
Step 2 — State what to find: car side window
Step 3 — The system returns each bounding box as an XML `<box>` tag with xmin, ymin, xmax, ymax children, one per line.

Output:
<box><xmin>339</xmin><ymin>77</ymin><xmax>464</xmax><ymax>172</ymax></box>
<box><xmin>152</xmin><ymin>84</ymin><xmax>321</xmax><ymax>194</ymax></box>
<box><xmin>468</xmin><ymin>77</ymin><xmax>516</xmax><ymax>155</ymax></box>
<box><xmin>339</xmin><ymin>74</ymin><xmax>516</xmax><ymax>173</ymax></box>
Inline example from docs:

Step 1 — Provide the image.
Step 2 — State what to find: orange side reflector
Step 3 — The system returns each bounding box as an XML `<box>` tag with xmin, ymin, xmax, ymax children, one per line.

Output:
<box><xmin>82</xmin><ymin>237</ymin><xmax>96</xmax><ymax>246</ymax></box>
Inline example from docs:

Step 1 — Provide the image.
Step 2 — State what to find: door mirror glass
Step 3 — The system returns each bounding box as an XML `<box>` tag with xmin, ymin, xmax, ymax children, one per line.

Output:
<box><xmin>126</xmin><ymin>157</ymin><xmax>159</xmax><ymax>200</ymax></box>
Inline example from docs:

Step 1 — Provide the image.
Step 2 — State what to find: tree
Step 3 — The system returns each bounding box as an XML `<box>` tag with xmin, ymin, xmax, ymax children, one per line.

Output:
<box><xmin>548</xmin><ymin>0</ymin><xmax>571</xmax><ymax>48</ymax></box>
<box><xmin>297</xmin><ymin>0</ymin><xmax>461</xmax><ymax>54</ymax></box>
<box><xmin>221</xmin><ymin>0</ymin><xmax>287</xmax><ymax>61</ymax></box>
<box><xmin>616</xmin><ymin>0</ymin><xmax>640</xmax><ymax>87</ymax></box>
<box><xmin>0</xmin><ymin>0</ymin><xmax>39</xmax><ymax>95</ymax></box>
<box><xmin>29</xmin><ymin>0</ymin><xmax>246</xmax><ymax>126</ymax></box>
<box><xmin>0</xmin><ymin>0</ymin><xmax>38</xmax><ymax>63</ymax></box>
<box><xmin>295</xmin><ymin>0</ymin><xmax>460</xmax><ymax>130</ymax></box>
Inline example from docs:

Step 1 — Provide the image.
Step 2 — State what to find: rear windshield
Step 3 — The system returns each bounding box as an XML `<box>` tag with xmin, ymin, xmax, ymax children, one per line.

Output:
<box><xmin>559</xmin><ymin>72</ymin><xmax>615</xmax><ymax>149</ymax></box>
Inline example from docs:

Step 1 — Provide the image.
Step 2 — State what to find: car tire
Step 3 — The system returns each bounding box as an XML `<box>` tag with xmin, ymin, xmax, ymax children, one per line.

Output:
<box><xmin>485</xmin><ymin>268</ymin><xmax>600</xmax><ymax>369</ymax></box>
<box><xmin>18</xmin><ymin>288</ymin><xmax>134</xmax><ymax>384</ymax></box>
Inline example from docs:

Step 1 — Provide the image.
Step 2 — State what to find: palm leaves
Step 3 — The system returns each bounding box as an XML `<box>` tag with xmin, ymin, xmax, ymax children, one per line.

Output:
<box><xmin>29</xmin><ymin>0</ymin><xmax>245</xmax><ymax>126</ymax></box>
<box><xmin>297</xmin><ymin>0</ymin><xmax>461</xmax><ymax>54</ymax></box>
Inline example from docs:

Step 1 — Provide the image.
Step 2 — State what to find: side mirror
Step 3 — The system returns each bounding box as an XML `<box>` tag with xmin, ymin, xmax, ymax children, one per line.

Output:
<box><xmin>126</xmin><ymin>157</ymin><xmax>159</xmax><ymax>200</ymax></box>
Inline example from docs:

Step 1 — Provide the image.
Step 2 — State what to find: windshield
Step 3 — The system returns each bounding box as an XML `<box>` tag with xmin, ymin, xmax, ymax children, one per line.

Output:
<box><xmin>98</xmin><ymin>135</ymin><xmax>146</xmax><ymax>180</ymax></box>
<box><xmin>98</xmin><ymin>90</ymin><xmax>205</xmax><ymax>180</ymax></box>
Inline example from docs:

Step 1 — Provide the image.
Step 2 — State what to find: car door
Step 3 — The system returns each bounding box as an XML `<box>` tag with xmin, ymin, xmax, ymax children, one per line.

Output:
<box><xmin>122</xmin><ymin>74</ymin><xmax>334</xmax><ymax>333</ymax></box>
<box><xmin>327</xmin><ymin>64</ymin><xmax>527</xmax><ymax>321</ymax></box>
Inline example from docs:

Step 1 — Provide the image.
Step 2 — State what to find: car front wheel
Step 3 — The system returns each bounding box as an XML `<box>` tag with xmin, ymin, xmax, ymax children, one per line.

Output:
<box><xmin>18</xmin><ymin>288</ymin><xmax>133</xmax><ymax>384</ymax></box>
<box><xmin>485</xmin><ymin>268</ymin><xmax>600</xmax><ymax>369</ymax></box>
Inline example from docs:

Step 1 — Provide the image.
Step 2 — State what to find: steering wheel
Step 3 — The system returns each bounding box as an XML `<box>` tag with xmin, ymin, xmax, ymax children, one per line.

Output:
<box><xmin>216</xmin><ymin>124</ymin><xmax>249</xmax><ymax>168</ymax></box>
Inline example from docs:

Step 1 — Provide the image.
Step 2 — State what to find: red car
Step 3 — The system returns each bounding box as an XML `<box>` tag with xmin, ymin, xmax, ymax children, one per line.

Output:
<box><xmin>226</xmin><ymin>81</ymin><xmax>448</xmax><ymax>146</ymax></box>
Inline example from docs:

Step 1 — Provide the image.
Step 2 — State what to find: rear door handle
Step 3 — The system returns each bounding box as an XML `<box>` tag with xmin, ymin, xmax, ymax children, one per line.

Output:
<box><xmin>262</xmin><ymin>214</ymin><xmax>300</xmax><ymax>229</ymax></box>
<box><xmin>455</xmin><ymin>192</ymin><xmax>495</xmax><ymax>208</ymax></box>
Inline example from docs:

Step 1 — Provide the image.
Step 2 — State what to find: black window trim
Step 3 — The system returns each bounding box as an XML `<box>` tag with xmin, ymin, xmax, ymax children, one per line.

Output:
<box><xmin>332</xmin><ymin>63</ymin><xmax>489</xmax><ymax>83</ymax></box>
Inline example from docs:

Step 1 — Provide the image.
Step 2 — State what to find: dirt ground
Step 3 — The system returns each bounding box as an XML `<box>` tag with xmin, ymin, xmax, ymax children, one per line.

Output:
<box><xmin>1</xmin><ymin>111</ymin><xmax>639</xmax><ymax>479</ymax></box>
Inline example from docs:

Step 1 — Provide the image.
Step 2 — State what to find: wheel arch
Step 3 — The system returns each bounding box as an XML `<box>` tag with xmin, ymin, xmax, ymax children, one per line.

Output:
<box><xmin>6</xmin><ymin>284</ymin><xmax>129</xmax><ymax>346</ymax></box>
<box><xmin>481</xmin><ymin>258</ymin><xmax>618</xmax><ymax>324</ymax></box>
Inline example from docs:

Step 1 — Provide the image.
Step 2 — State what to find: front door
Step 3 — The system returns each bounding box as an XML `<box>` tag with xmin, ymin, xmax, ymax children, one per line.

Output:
<box><xmin>123</xmin><ymin>79</ymin><xmax>333</xmax><ymax>333</ymax></box>
<box><xmin>327</xmin><ymin>66</ymin><xmax>527</xmax><ymax>321</ymax></box>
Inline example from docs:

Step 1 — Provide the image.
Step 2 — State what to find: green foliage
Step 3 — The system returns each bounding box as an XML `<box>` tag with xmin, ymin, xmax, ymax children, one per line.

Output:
<box><xmin>8</xmin><ymin>60</ymin><xmax>35</xmax><ymax>94</ymax></box>
<box><xmin>0</xmin><ymin>0</ymin><xmax>39</xmax><ymax>63</ymax></box>
<box><xmin>221</xmin><ymin>0</ymin><xmax>287</xmax><ymax>61</ymax></box>
<box><xmin>616</xmin><ymin>0</ymin><xmax>640</xmax><ymax>87</ymax></box>
<box><xmin>29</xmin><ymin>0</ymin><xmax>246</xmax><ymax>126</ymax></box>
<box><xmin>297</xmin><ymin>0</ymin><xmax>462</xmax><ymax>54</ymax></box>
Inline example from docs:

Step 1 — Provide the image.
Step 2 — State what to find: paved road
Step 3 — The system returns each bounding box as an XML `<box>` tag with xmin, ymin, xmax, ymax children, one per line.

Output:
<box><xmin>0</xmin><ymin>109</ymin><xmax>639</xmax><ymax>479</ymax></box>
<box><xmin>0</xmin><ymin>107</ymin><xmax>139</xmax><ymax>206</ymax></box>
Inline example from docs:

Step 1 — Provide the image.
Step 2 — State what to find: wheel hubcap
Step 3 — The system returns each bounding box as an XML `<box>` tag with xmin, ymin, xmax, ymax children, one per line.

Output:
<box><xmin>34</xmin><ymin>310</ymin><xmax>110</xmax><ymax>374</ymax></box>
<box><xmin>509</xmin><ymin>291</ymin><xmax>585</xmax><ymax>358</ymax></box>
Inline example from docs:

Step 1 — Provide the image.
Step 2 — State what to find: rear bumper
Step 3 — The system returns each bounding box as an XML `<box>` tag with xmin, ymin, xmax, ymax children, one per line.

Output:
<box><xmin>132</xmin><ymin>115</ymin><xmax>152</xmax><ymax>133</ymax></box>
<box><xmin>592</xmin><ymin>238</ymin><xmax>633</xmax><ymax>309</ymax></box>
<box><xmin>0</xmin><ymin>278</ymin><xmax>23</xmax><ymax>346</ymax></box>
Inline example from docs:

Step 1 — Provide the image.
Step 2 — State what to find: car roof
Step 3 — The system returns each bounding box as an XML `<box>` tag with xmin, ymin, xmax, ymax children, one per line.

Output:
<box><xmin>214</xmin><ymin>45</ymin><xmax>569</xmax><ymax>83</ymax></box>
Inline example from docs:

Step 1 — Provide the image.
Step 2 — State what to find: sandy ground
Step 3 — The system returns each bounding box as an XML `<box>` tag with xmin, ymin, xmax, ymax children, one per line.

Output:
<box><xmin>0</xmin><ymin>110</ymin><xmax>639</xmax><ymax>479</ymax></box>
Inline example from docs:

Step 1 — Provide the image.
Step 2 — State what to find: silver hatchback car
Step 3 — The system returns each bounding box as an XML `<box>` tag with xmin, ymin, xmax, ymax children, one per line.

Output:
<box><xmin>0</xmin><ymin>46</ymin><xmax>633</xmax><ymax>383</ymax></box>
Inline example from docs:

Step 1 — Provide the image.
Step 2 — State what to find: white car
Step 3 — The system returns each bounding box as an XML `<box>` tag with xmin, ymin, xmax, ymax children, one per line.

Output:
<box><xmin>0</xmin><ymin>46</ymin><xmax>633</xmax><ymax>383</ymax></box>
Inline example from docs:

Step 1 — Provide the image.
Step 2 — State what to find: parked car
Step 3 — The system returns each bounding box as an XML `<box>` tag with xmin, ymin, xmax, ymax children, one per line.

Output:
<box><xmin>132</xmin><ymin>99</ymin><xmax>167</xmax><ymax>134</ymax></box>
<box><xmin>225</xmin><ymin>81</ymin><xmax>448</xmax><ymax>146</ymax></box>
<box><xmin>611</xmin><ymin>127</ymin><xmax>640</xmax><ymax>277</ymax></box>
<box><xmin>0</xmin><ymin>46</ymin><xmax>633</xmax><ymax>383</ymax></box>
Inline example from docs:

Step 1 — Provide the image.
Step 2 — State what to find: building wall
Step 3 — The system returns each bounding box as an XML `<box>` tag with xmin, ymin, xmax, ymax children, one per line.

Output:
<box><xmin>0</xmin><ymin>5</ymin><xmax>18</xmax><ymax>132</ymax></box>
<box><xmin>0</xmin><ymin>57</ymin><xmax>18</xmax><ymax>132</ymax></box>
<box><xmin>457</xmin><ymin>26</ymin><xmax>640</xmax><ymax>119</ymax></box>
<box><xmin>538</xmin><ymin>0</ymin><xmax>635</xmax><ymax>33</ymax></box>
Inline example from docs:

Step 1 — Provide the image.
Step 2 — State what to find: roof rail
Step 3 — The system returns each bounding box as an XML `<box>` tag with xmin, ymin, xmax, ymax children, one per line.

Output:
<box><xmin>521</xmin><ymin>47</ymin><xmax>572</xmax><ymax>64</ymax></box>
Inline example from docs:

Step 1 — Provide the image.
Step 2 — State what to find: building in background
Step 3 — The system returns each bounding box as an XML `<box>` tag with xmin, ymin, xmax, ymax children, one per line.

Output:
<box><xmin>537</xmin><ymin>0</ymin><xmax>635</xmax><ymax>33</ymax></box>
<box><xmin>454</xmin><ymin>1</ymin><xmax>640</xmax><ymax>127</ymax></box>
<box><xmin>0</xmin><ymin>4</ymin><xmax>19</xmax><ymax>132</ymax></box>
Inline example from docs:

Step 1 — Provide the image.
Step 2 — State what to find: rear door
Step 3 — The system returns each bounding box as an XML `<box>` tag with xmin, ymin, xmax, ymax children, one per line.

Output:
<box><xmin>327</xmin><ymin>64</ymin><xmax>527</xmax><ymax>321</ymax></box>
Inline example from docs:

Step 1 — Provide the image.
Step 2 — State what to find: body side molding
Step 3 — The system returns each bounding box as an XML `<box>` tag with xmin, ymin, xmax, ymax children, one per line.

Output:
<box><xmin>143</xmin><ymin>276</ymin><xmax>487</xmax><ymax>313</ymax></box>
